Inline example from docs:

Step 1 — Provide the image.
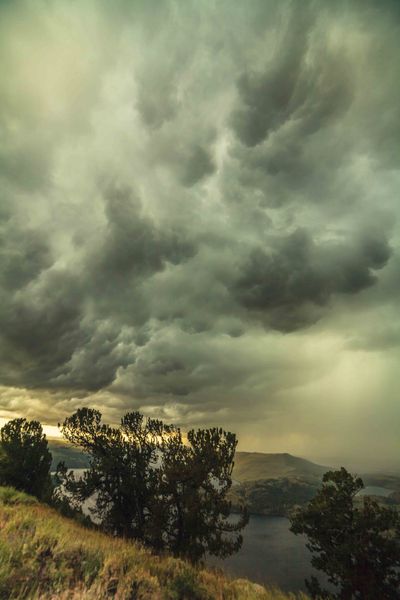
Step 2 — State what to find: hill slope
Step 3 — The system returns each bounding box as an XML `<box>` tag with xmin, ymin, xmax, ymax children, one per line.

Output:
<box><xmin>233</xmin><ymin>452</ymin><xmax>329</xmax><ymax>483</ymax></box>
<box><xmin>230</xmin><ymin>453</ymin><xmax>329</xmax><ymax>517</ymax></box>
<box><xmin>0</xmin><ymin>487</ymin><xmax>308</xmax><ymax>600</ymax></box>
<box><xmin>48</xmin><ymin>444</ymin><xmax>330</xmax><ymax>482</ymax></box>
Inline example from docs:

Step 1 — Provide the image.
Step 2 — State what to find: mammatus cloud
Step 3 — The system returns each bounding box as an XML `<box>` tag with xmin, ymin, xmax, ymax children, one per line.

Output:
<box><xmin>233</xmin><ymin>228</ymin><xmax>391</xmax><ymax>331</ymax></box>
<box><xmin>0</xmin><ymin>0</ymin><xmax>399</xmax><ymax>468</ymax></box>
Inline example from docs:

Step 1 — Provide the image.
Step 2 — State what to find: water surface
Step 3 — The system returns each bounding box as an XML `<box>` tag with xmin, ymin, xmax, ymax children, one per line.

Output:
<box><xmin>208</xmin><ymin>515</ymin><xmax>315</xmax><ymax>593</ymax></box>
<box><xmin>358</xmin><ymin>485</ymin><xmax>394</xmax><ymax>497</ymax></box>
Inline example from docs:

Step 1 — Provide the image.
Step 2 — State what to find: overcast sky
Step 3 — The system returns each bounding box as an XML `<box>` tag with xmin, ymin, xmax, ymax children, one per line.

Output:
<box><xmin>1</xmin><ymin>0</ymin><xmax>399</xmax><ymax>469</ymax></box>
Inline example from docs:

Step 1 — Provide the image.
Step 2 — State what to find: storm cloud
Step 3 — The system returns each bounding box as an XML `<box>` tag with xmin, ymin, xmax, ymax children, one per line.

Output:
<box><xmin>0</xmin><ymin>0</ymin><xmax>400</xmax><ymax>468</ymax></box>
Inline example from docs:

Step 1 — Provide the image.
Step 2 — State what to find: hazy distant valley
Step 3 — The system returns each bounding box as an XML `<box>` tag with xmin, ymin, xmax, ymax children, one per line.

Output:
<box><xmin>49</xmin><ymin>441</ymin><xmax>400</xmax><ymax>517</ymax></box>
<box><xmin>231</xmin><ymin>452</ymin><xmax>400</xmax><ymax>516</ymax></box>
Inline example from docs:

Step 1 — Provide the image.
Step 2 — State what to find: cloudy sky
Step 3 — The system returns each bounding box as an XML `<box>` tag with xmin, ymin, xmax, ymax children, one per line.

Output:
<box><xmin>1</xmin><ymin>0</ymin><xmax>399</xmax><ymax>469</ymax></box>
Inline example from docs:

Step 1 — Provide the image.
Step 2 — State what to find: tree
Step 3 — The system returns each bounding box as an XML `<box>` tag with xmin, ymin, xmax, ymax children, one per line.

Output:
<box><xmin>155</xmin><ymin>425</ymin><xmax>248</xmax><ymax>563</ymax></box>
<box><xmin>57</xmin><ymin>408</ymin><xmax>163</xmax><ymax>540</ymax></box>
<box><xmin>290</xmin><ymin>467</ymin><xmax>400</xmax><ymax>599</ymax></box>
<box><xmin>0</xmin><ymin>418</ymin><xmax>53</xmax><ymax>500</ymax></box>
<box><xmin>57</xmin><ymin>408</ymin><xmax>248</xmax><ymax>563</ymax></box>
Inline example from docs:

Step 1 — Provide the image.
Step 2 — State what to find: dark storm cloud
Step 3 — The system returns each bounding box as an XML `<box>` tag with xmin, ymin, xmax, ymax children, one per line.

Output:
<box><xmin>233</xmin><ymin>229</ymin><xmax>391</xmax><ymax>332</ymax></box>
<box><xmin>231</xmin><ymin>3</ymin><xmax>353</xmax><ymax>149</ymax></box>
<box><xmin>0</xmin><ymin>269</ymin><xmax>83</xmax><ymax>387</ymax></box>
<box><xmin>0</xmin><ymin>182</ymin><xmax>196</xmax><ymax>392</ymax></box>
<box><xmin>0</xmin><ymin>221</ymin><xmax>52</xmax><ymax>291</ymax></box>
<box><xmin>85</xmin><ymin>184</ymin><xmax>197</xmax><ymax>325</ymax></box>
<box><xmin>227</xmin><ymin>8</ymin><xmax>356</xmax><ymax>215</ymax></box>
<box><xmin>110</xmin><ymin>326</ymin><xmax>315</xmax><ymax>419</ymax></box>
<box><xmin>231</xmin><ymin>3</ymin><xmax>315</xmax><ymax>147</ymax></box>
<box><xmin>0</xmin><ymin>256</ymin><xmax>136</xmax><ymax>393</ymax></box>
<box><xmin>90</xmin><ymin>185</ymin><xmax>195</xmax><ymax>284</ymax></box>
<box><xmin>1</xmin><ymin>0</ymin><xmax>400</xmax><ymax>465</ymax></box>
<box><xmin>179</xmin><ymin>145</ymin><xmax>215</xmax><ymax>187</ymax></box>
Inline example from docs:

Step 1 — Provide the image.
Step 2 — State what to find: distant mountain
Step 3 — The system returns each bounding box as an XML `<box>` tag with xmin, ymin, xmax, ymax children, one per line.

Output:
<box><xmin>233</xmin><ymin>452</ymin><xmax>329</xmax><ymax>483</ymax></box>
<box><xmin>230</xmin><ymin>452</ymin><xmax>331</xmax><ymax>516</ymax></box>
<box><xmin>48</xmin><ymin>443</ymin><xmax>330</xmax><ymax>481</ymax></box>
<box><xmin>48</xmin><ymin>443</ymin><xmax>400</xmax><ymax>517</ymax></box>
<box><xmin>230</xmin><ymin>452</ymin><xmax>400</xmax><ymax>516</ymax></box>
<box><xmin>48</xmin><ymin>439</ymin><xmax>89</xmax><ymax>470</ymax></box>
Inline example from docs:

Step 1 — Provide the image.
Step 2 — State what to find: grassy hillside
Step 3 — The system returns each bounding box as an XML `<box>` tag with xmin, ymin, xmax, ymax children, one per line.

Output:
<box><xmin>233</xmin><ymin>453</ymin><xmax>329</xmax><ymax>484</ymax></box>
<box><xmin>0</xmin><ymin>487</ymin><xmax>308</xmax><ymax>600</ymax></box>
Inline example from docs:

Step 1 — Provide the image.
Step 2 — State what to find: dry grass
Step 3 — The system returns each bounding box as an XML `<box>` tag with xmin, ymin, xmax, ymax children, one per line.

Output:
<box><xmin>0</xmin><ymin>487</ymin><xmax>309</xmax><ymax>599</ymax></box>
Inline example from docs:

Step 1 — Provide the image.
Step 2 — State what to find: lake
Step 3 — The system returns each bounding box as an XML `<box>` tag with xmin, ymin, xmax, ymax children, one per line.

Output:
<box><xmin>208</xmin><ymin>515</ymin><xmax>315</xmax><ymax>593</ymax></box>
<box><xmin>208</xmin><ymin>483</ymin><xmax>396</xmax><ymax>593</ymax></box>
<box><xmin>358</xmin><ymin>485</ymin><xmax>394</xmax><ymax>497</ymax></box>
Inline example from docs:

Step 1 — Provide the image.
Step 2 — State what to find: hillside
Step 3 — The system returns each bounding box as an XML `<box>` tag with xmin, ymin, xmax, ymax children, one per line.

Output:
<box><xmin>46</xmin><ymin>444</ymin><xmax>400</xmax><ymax>516</ymax></box>
<box><xmin>230</xmin><ymin>453</ymin><xmax>329</xmax><ymax>517</ymax></box>
<box><xmin>49</xmin><ymin>444</ymin><xmax>330</xmax><ymax>482</ymax></box>
<box><xmin>233</xmin><ymin>453</ymin><xmax>329</xmax><ymax>484</ymax></box>
<box><xmin>231</xmin><ymin>453</ymin><xmax>400</xmax><ymax>516</ymax></box>
<box><xmin>47</xmin><ymin>444</ymin><xmax>329</xmax><ymax>517</ymax></box>
<box><xmin>0</xmin><ymin>486</ymin><xmax>308</xmax><ymax>600</ymax></box>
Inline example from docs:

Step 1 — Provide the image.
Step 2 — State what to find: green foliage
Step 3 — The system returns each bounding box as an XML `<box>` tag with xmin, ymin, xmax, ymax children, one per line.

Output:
<box><xmin>154</xmin><ymin>426</ymin><xmax>248</xmax><ymax>563</ymax></box>
<box><xmin>166</xmin><ymin>566</ymin><xmax>212</xmax><ymax>600</ymax></box>
<box><xmin>57</xmin><ymin>407</ymin><xmax>164</xmax><ymax>539</ymax></box>
<box><xmin>0</xmin><ymin>418</ymin><xmax>53</xmax><ymax>500</ymax></box>
<box><xmin>57</xmin><ymin>408</ymin><xmax>247</xmax><ymax>563</ymax></box>
<box><xmin>0</xmin><ymin>486</ymin><xmax>38</xmax><ymax>506</ymax></box>
<box><xmin>290</xmin><ymin>467</ymin><xmax>400</xmax><ymax>599</ymax></box>
<box><xmin>51</xmin><ymin>487</ymin><xmax>94</xmax><ymax>528</ymax></box>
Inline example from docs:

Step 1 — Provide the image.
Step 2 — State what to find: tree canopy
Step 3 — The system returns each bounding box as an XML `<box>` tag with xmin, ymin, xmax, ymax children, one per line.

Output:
<box><xmin>154</xmin><ymin>425</ymin><xmax>248</xmax><ymax>562</ymax></box>
<box><xmin>57</xmin><ymin>408</ymin><xmax>247</xmax><ymax>563</ymax></box>
<box><xmin>0</xmin><ymin>418</ymin><xmax>52</xmax><ymax>500</ymax></box>
<box><xmin>290</xmin><ymin>467</ymin><xmax>400</xmax><ymax>599</ymax></box>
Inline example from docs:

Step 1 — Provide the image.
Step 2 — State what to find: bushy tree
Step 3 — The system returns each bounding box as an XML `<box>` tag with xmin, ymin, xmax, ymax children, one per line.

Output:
<box><xmin>290</xmin><ymin>467</ymin><xmax>400</xmax><ymax>599</ymax></box>
<box><xmin>0</xmin><ymin>418</ymin><xmax>52</xmax><ymax>500</ymax></box>
<box><xmin>57</xmin><ymin>408</ymin><xmax>248</xmax><ymax>562</ymax></box>
<box><xmin>158</xmin><ymin>426</ymin><xmax>248</xmax><ymax>562</ymax></box>
<box><xmin>57</xmin><ymin>408</ymin><xmax>163</xmax><ymax>540</ymax></box>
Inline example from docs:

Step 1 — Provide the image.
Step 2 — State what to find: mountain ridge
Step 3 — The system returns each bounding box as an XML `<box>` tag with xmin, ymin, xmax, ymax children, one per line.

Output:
<box><xmin>233</xmin><ymin>451</ymin><xmax>330</xmax><ymax>483</ymax></box>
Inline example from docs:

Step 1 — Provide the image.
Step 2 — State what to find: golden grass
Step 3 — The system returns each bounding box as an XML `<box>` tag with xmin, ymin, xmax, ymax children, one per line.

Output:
<box><xmin>0</xmin><ymin>487</ymin><xmax>309</xmax><ymax>599</ymax></box>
